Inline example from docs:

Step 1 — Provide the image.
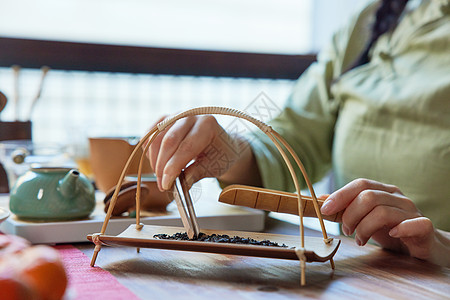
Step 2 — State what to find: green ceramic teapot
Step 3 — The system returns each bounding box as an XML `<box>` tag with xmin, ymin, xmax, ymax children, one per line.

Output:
<box><xmin>9</xmin><ymin>167</ymin><xmax>95</xmax><ymax>221</ymax></box>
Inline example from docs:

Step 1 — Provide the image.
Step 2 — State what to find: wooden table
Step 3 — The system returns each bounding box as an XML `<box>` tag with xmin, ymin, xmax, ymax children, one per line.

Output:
<box><xmin>75</xmin><ymin>217</ymin><xmax>450</xmax><ymax>299</ymax></box>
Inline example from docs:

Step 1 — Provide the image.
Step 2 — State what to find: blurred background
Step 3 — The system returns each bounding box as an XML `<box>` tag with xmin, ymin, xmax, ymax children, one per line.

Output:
<box><xmin>0</xmin><ymin>0</ymin><xmax>370</xmax><ymax>142</ymax></box>
<box><xmin>0</xmin><ymin>0</ymin><xmax>370</xmax><ymax>232</ymax></box>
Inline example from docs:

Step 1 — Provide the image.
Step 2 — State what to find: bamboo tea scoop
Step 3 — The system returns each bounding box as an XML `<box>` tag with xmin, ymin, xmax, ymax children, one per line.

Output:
<box><xmin>219</xmin><ymin>185</ymin><xmax>342</xmax><ymax>223</ymax></box>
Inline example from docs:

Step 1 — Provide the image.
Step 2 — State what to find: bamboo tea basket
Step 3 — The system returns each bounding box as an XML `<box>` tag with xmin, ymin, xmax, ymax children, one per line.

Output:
<box><xmin>88</xmin><ymin>106</ymin><xmax>340</xmax><ymax>286</ymax></box>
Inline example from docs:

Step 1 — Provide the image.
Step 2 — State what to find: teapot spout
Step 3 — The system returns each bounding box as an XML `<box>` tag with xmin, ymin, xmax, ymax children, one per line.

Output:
<box><xmin>58</xmin><ymin>169</ymin><xmax>80</xmax><ymax>197</ymax></box>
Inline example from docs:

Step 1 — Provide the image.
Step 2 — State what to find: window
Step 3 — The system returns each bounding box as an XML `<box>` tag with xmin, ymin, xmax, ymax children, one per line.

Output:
<box><xmin>1</xmin><ymin>0</ymin><xmax>312</xmax><ymax>54</ymax></box>
<box><xmin>0</xmin><ymin>0</ymin><xmax>371</xmax><ymax>54</ymax></box>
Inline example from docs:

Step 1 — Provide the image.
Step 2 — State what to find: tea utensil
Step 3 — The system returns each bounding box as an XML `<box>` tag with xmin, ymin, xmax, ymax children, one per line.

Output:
<box><xmin>12</xmin><ymin>65</ymin><xmax>21</xmax><ymax>121</ymax></box>
<box><xmin>88</xmin><ymin>106</ymin><xmax>340</xmax><ymax>286</ymax></box>
<box><xmin>27</xmin><ymin>66</ymin><xmax>50</xmax><ymax>120</ymax></box>
<box><xmin>172</xmin><ymin>171</ymin><xmax>200</xmax><ymax>239</ymax></box>
<box><xmin>219</xmin><ymin>184</ymin><xmax>342</xmax><ymax>222</ymax></box>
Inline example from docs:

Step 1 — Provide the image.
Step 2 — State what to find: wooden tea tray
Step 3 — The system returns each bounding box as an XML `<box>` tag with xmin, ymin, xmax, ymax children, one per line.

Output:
<box><xmin>87</xmin><ymin>225</ymin><xmax>340</xmax><ymax>262</ymax></box>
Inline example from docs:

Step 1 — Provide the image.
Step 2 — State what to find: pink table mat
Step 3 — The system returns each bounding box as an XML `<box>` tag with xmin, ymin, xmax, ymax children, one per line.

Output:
<box><xmin>55</xmin><ymin>245</ymin><xmax>139</xmax><ymax>300</ymax></box>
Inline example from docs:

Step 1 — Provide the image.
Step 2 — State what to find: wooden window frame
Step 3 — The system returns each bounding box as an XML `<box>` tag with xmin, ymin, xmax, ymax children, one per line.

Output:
<box><xmin>0</xmin><ymin>37</ymin><xmax>315</xmax><ymax>79</ymax></box>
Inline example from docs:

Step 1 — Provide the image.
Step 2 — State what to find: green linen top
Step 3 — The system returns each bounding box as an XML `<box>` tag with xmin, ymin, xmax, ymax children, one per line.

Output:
<box><xmin>249</xmin><ymin>0</ymin><xmax>450</xmax><ymax>230</ymax></box>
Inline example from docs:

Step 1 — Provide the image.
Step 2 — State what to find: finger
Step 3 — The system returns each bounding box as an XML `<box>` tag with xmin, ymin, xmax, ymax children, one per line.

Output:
<box><xmin>389</xmin><ymin>217</ymin><xmax>436</xmax><ymax>262</ymax></box>
<box><xmin>182</xmin><ymin>146</ymin><xmax>225</xmax><ymax>188</ymax></box>
<box><xmin>161</xmin><ymin>116</ymin><xmax>216</xmax><ymax>190</ymax></box>
<box><xmin>342</xmin><ymin>190</ymin><xmax>414</xmax><ymax>236</ymax></box>
<box><xmin>389</xmin><ymin>217</ymin><xmax>434</xmax><ymax>239</ymax></box>
<box><xmin>147</xmin><ymin>116</ymin><xmax>168</xmax><ymax>170</ymax></box>
<box><xmin>354</xmin><ymin>205</ymin><xmax>419</xmax><ymax>246</ymax></box>
<box><xmin>183</xmin><ymin>159</ymin><xmax>206</xmax><ymax>188</ymax></box>
<box><xmin>154</xmin><ymin>117</ymin><xmax>197</xmax><ymax>190</ymax></box>
<box><xmin>321</xmin><ymin>178</ymin><xmax>401</xmax><ymax>215</ymax></box>
<box><xmin>183</xmin><ymin>118</ymin><xmax>241</xmax><ymax>187</ymax></box>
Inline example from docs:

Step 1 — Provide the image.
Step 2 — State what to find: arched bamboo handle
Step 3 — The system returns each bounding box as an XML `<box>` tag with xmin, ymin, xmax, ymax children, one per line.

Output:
<box><xmin>219</xmin><ymin>185</ymin><xmax>342</xmax><ymax>223</ymax></box>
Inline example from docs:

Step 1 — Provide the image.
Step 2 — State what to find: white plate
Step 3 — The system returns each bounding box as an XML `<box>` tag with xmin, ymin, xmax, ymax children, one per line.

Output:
<box><xmin>0</xmin><ymin>207</ymin><xmax>10</xmax><ymax>224</ymax></box>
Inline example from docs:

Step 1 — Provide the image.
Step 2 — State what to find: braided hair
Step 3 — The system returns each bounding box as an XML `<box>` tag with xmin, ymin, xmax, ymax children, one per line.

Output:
<box><xmin>349</xmin><ymin>0</ymin><xmax>409</xmax><ymax>70</ymax></box>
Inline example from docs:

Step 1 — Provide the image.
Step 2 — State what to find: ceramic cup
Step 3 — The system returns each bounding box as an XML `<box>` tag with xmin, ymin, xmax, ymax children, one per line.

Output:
<box><xmin>89</xmin><ymin>137</ymin><xmax>152</xmax><ymax>193</ymax></box>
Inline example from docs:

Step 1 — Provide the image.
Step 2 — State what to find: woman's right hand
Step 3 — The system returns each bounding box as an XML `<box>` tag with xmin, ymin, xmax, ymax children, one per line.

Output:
<box><xmin>148</xmin><ymin>115</ymin><xmax>259</xmax><ymax>191</ymax></box>
<box><xmin>321</xmin><ymin>178</ymin><xmax>450</xmax><ymax>266</ymax></box>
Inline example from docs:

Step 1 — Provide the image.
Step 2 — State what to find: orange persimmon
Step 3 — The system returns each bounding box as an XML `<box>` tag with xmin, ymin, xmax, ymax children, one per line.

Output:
<box><xmin>0</xmin><ymin>235</ymin><xmax>68</xmax><ymax>300</ymax></box>
<box><xmin>0</xmin><ymin>275</ymin><xmax>39</xmax><ymax>300</ymax></box>
<box><xmin>18</xmin><ymin>246</ymin><xmax>68</xmax><ymax>300</ymax></box>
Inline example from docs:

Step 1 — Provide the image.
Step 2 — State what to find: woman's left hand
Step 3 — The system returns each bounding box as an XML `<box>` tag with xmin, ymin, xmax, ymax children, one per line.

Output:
<box><xmin>320</xmin><ymin>178</ymin><xmax>450</xmax><ymax>267</ymax></box>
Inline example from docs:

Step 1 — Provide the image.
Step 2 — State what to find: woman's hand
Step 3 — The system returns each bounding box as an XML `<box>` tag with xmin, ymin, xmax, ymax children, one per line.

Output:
<box><xmin>147</xmin><ymin>115</ymin><xmax>261</xmax><ymax>192</ymax></box>
<box><xmin>320</xmin><ymin>178</ymin><xmax>450</xmax><ymax>267</ymax></box>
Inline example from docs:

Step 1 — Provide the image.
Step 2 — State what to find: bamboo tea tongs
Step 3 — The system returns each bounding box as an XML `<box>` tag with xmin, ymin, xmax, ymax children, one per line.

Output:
<box><xmin>172</xmin><ymin>172</ymin><xmax>200</xmax><ymax>239</ymax></box>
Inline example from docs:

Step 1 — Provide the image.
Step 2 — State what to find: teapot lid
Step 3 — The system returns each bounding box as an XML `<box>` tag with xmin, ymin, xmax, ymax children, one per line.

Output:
<box><xmin>31</xmin><ymin>167</ymin><xmax>74</xmax><ymax>173</ymax></box>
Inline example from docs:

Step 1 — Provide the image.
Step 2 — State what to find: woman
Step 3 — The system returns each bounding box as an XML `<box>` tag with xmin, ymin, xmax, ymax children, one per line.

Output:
<box><xmin>148</xmin><ymin>0</ymin><xmax>450</xmax><ymax>266</ymax></box>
